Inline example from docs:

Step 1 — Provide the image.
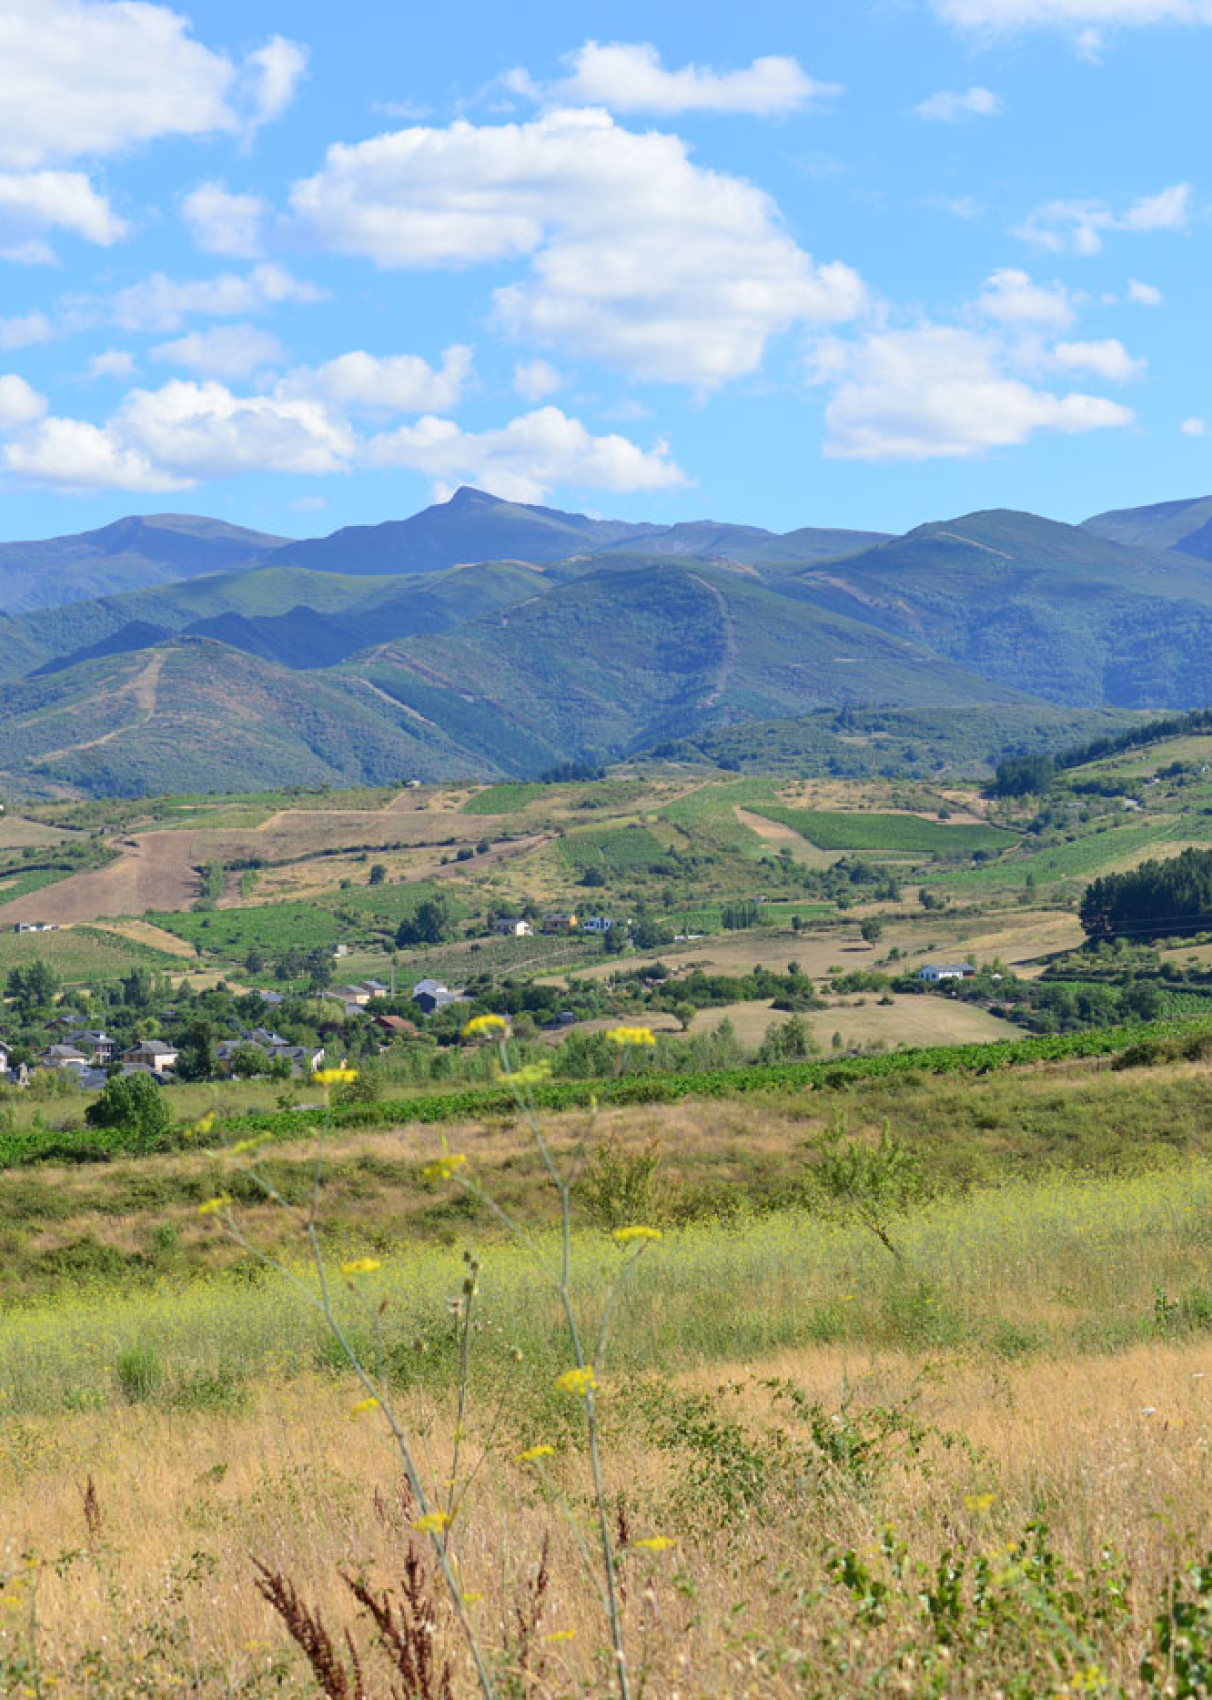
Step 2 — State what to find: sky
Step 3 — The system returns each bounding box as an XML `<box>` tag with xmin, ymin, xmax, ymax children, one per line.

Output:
<box><xmin>0</xmin><ymin>0</ymin><xmax>1209</xmax><ymax>545</ymax></box>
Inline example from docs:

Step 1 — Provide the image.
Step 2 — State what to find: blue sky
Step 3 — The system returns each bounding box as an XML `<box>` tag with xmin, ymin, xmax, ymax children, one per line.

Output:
<box><xmin>0</xmin><ymin>0</ymin><xmax>1209</xmax><ymax>544</ymax></box>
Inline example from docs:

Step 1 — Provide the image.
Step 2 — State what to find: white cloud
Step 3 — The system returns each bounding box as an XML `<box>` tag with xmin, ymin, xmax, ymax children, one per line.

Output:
<box><xmin>0</xmin><ymin>0</ymin><xmax>304</xmax><ymax>169</ymax></box>
<box><xmin>107</xmin><ymin>263</ymin><xmax>324</xmax><ymax>333</ymax></box>
<box><xmin>914</xmin><ymin>86</ymin><xmax>1003</xmax><ymax>121</ymax></box>
<box><xmin>516</xmin><ymin>41</ymin><xmax>839</xmax><ymax>116</ymax></box>
<box><xmin>1017</xmin><ymin>183</ymin><xmax>1192</xmax><ymax>254</ymax></box>
<box><xmin>814</xmin><ymin>323</ymin><xmax>1133</xmax><ymax>460</ymax></box>
<box><xmin>182</xmin><ymin>182</ymin><xmax>268</xmax><ymax>259</ymax></box>
<box><xmin>513</xmin><ymin>358</ymin><xmax>564</xmax><ymax>400</ymax></box>
<box><xmin>0</xmin><ymin>309</ymin><xmax>53</xmax><ymax>349</ymax></box>
<box><xmin>977</xmin><ymin>268</ymin><xmax>1075</xmax><ymax>328</ymax></box>
<box><xmin>365</xmin><ymin>404</ymin><xmax>686</xmax><ymax>503</ymax></box>
<box><xmin>1052</xmin><ymin>337</ymin><xmax>1145</xmax><ymax>380</ymax></box>
<box><xmin>5</xmin><ymin>378</ymin><xmax>353</xmax><ymax>489</ymax></box>
<box><xmin>1181</xmin><ymin>416</ymin><xmax>1208</xmax><ymax>436</ymax></box>
<box><xmin>0</xmin><ymin>169</ymin><xmax>126</xmax><ymax>260</ymax></box>
<box><xmin>1127</xmin><ymin>278</ymin><xmax>1164</xmax><ymax>305</ymax></box>
<box><xmin>87</xmin><ymin>347</ymin><xmax>135</xmax><ymax>380</ymax></box>
<box><xmin>290</xmin><ymin>108</ymin><xmax>866</xmax><ymax>386</ymax></box>
<box><xmin>240</xmin><ymin>36</ymin><xmax>308</xmax><ymax>133</ymax></box>
<box><xmin>0</xmin><ymin>372</ymin><xmax>47</xmax><ymax>428</ymax></box>
<box><xmin>4</xmin><ymin>415</ymin><xmax>185</xmax><ymax>489</ymax></box>
<box><xmin>291</xmin><ymin>493</ymin><xmax>327</xmax><ymax>511</ymax></box>
<box><xmin>933</xmin><ymin>0</ymin><xmax>1212</xmax><ymax>32</ymax></box>
<box><xmin>284</xmin><ymin>345</ymin><xmax>473</xmax><ymax>412</ymax></box>
<box><xmin>151</xmin><ymin>324</ymin><xmax>285</xmax><ymax>379</ymax></box>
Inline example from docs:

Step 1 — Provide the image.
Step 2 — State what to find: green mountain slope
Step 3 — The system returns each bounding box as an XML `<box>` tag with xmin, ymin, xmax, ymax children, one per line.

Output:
<box><xmin>3</xmin><ymin>558</ymin><xmax>576</xmax><ymax>680</ymax></box>
<box><xmin>354</xmin><ymin>557</ymin><xmax>1033</xmax><ymax>775</ymax></box>
<box><xmin>0</xmin><ymin>514</ymin><xmax>289</xmax><ymax>613</ymax></box>
<box><xmin>0</xmin><ymin>639</ymin><xmax>480</xmax><ymax>795</ymax></box>
<box><xmin>1083</xmin><ymin>494</ymin><xmax>1212</xmax><ymax>563</ymax></box>
<box><xmin>782</xmin><ymin>509</ymin><xmax>1212</xmax><ymax>706</ymax></box>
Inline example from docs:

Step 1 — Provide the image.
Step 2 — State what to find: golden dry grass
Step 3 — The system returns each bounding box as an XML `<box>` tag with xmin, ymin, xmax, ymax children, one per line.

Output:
<box><xmin>6</xmin><ymin>1340</ymin><xmax>1212</xmax><ymax>1696</ymax></box>
<box><xmin>689</xmin><ymin>993</ymin><xmax>1022</xmax><ymax>1049</ymax></box>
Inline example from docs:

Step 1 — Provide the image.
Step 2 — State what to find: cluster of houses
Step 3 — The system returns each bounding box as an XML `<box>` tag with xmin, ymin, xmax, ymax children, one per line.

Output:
<box><xmin>490</xmin><ymin>913</ymin><xmax>614</xmax><ymax>936</ymax></box>
<box><xmin>10</xmin><ymin>921</ymin><xmax>59</xmax><ymax>935</ymax></box>
<box><xmin>0</xmin><ymin>1030</ymin><xmax>181</xmax><ymax>1091</ymax></box>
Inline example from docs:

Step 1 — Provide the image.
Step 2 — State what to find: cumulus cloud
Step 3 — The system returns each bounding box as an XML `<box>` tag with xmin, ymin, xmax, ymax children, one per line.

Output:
<box><xmin>182</xmin><ymin>182</ymin><xmax>268</xmax><ymax>259</ymax></box>
<box><xmin>284</xmin><ymin>345</ymin><xmax>473</xmax><ymax>413</ymax></box>
<box><xmin>512</xmin><ymin>41</ymin><xmax>839</xmax><ymax>116</ymax></box>
<box><xmin>1017</xmin><ymin>183</ymin><xmax>1191</xmax><ymax>253</ymax></box>
<box><xmin>914</xmin><ymin>86</ymin><xmax>1003</xmax><ymax>120</ymax></box>
<box><xmin>289</xmin><ymin>108</ymin><xmax>866</xmax><ymax>386</ymax></box>
<box><xmin>0</xmin><ymin>372</ymin><xmax>47</xmax><ymax>428</ymax></box>
<box><xmin>813</xmin><ymin>323</ymin><xmax>1133</xmax><ymax>461</ymax></box>
<box><xmin>1181</xmin><ymin>416</ymin><xmax>1208</xmax><ymax>436</ymax></box>
<box><xmin>0</xmin><ymin>309</ymin><xmax>53</xmax><ymax>349</ymax></box>
<box><xmin>107</xmin><ymin>264</ymin><xmax>324</xmax><ymax>333</ymax></box>
<box><xmin>151</xmin><ymin>324</ymin><xmax>285</xmax><ymax>379</ymax></box>
<box><xmin>977</xmin><ymin>268</ymin><xmax>1075</xmax><ymax>328</ymax></box>
<box><xmin>1052</xmin><ymin>338</ymin><xmax>1145</xmax><ymax>380</ymax></box>
<box><xmin>0</xmin><ymin>0</ymin><xmax>304</xmax><ymax>169</ymax></box>
<box><xmin>513</xmin><ymin>358</ymin><xmax>564</xmax><ymax>400</ymax></box>
<box><xmin>5</xmin><ymin>378</ymin><xmax>352</xmax><ymax>489</ymax></box>
<box><xmin>0</xmin><ymin>169</ymin><xmax>126</xmax><ymax>260</ymax></box>
<box><xmin>364</xmin><ymin>405</ymin><xmax>686</xmax><ymax>503</ymax></box>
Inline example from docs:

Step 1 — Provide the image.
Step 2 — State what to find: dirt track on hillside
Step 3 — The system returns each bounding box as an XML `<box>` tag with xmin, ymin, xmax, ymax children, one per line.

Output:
<box><xmin>3</xmin><ymin>831</ymin><xmax>200</xmax><ymax>924</ymax></box>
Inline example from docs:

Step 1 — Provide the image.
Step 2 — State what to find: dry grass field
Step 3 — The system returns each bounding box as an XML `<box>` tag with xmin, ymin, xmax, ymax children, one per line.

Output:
<box><xmin>690</xmin><ymin>993</ymin><xmax>1023</xmax><ymax>1050</ymax></box>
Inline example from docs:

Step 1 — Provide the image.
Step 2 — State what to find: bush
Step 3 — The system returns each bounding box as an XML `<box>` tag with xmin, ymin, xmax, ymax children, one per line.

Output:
<box><xmin>85</xmin><ymin>1073</ymin><xmax>173</xmax><ymax>1149</ymax></box>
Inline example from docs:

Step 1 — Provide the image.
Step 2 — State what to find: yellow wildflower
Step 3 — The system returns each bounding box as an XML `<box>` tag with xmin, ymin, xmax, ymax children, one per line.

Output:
<box><xmin>194</xmin><ymin>1112</ymin><xmax>215</xmax><ymax>1135</ymax></box>
<box><xmin>351</xmin><ymin>1396</ymin><xmax>380</xmax><ymax>1416</ymax></box>
<box><xmin>500</xmin><ymin>1061</ymin><xmax>552</xmax><ymax>1088</ymax></box>
<box><xmin>554</xmin><ymin>1366</ymin><xmax>597</xmax><ymax>1397</ymax></box>
<box><xmin>612</xmin><ymin>1225</ymin><xmax>662</xmax><ymax>1246</ymax></box>
<box><xmin>605</xmin><ymin>1025</ymin><xmax>657</xmax><ymax>1047</ymax></box>
<box><xmin>544</xmin><ymin>1629</ymin><xmax>575</xmax><ymax>1644</ymax></box>
<box><xmin>341</xmin><ymin>1257</ymin><xmax>382</xmax><ymax>1276</ymax></box>
<box><xmin>312</xmin><ymin>1066</ymin><xmax>358</xmax><ymax>1086</ymax></box>
<box><xmin>422</xmin><ymin>1152</ymin><xmax>468</xmax><ymax>1183</ymax></box>
<box><xmin>462</xmin><ymin>1013</ymin><xmax>508</xmax><ymax>1039</ymax></box>
<box><xmin>196</xmin><ymin>1194</ymin><xmax>231</xmax><ymax>1216</ymax></box>
<box><xmin>411</xmin><ymin>1511</ymin><xmax>452</xmax><ymax>1534</ymax></box>
<box><xmin>517</xmin><ymin>1444</ymin><xmax>555</xmax><ymax>1463</ymax></box>
<box><xmin>964</xmin><ymin>1492</ymin><xmax>996</xmax><ymax>1514</ymax></box>
<box><xmin>633</xmin><ymin>1535</ymin><xmax>676</xmax><ymax>1552</ymax></box>
<box><xmin>230</xmin><ymin>1132</ymin><xmax>272</xmax><ymax>1156</ymax></box>
<box><xmin>461</xmin><ymin>1592</ymin><xmax>483</xmax><ymax>1605</ymax></box>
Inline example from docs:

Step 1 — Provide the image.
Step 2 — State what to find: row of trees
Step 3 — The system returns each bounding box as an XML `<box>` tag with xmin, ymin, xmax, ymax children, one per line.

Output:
<box><xmin>1080</xmin><ymin>848</ymin><xmax>1212</xmax><ymax>942</ymax></box>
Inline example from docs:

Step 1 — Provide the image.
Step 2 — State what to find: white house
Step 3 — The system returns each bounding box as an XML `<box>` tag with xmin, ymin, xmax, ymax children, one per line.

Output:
<box><xmin>492</xmin><ymin>918</ymin><xmax>533</xmax><ymax>937</ymax></box>
<box><xmin>917</xmin><ymin>962</ymin><xmax>976</xmax><ymax>983</ymax></box>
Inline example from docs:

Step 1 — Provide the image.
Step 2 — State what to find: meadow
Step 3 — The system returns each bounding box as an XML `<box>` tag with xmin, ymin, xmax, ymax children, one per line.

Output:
<box><xmin>11</xmin><ymin>746</ymin><xmax>1212</xmax><ymax>1695</ymax></box>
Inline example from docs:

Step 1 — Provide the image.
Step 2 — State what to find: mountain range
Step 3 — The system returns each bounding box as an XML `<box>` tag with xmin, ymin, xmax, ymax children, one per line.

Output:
<box><xmin>1</xmin><ymin>485</ymin><xmax>1211</xmax><ymax>797</ymax></box>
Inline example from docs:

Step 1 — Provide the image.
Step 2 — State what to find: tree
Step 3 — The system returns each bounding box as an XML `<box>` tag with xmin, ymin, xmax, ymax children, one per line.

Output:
<box><xmin>6</xmin><ymin>959</ymin><xmax>60</xmax><ymax>1018</ymax></box>
<box><xmin>859</xmin><ymin>918</ymin><xmax>883</xmax><ymax>945</ymax></box>
<box><xmin>229</xmin><ymin>1043</ymin><xmax>269</xmax><ymax>1078</ymax></box>
<box><xmin>368</xmin><ymin>863</ymin><xmax>388</xmax><ymax>886</ymax></box>
<box><xmin>992</xmin><ymin>754</ymin><xmax>1056</xmax><ymax>798</ymax></box>
<box><xmin>396</xmin><ymin>895</ymin><xmax>455</xmax><ymax>948</ymax></box>
<box><xmin>85</xmin><ymin>1073</ymin><xmax>173</xmax><ymax>1150</ymax></box>
<box><xmin>176</xmin><ymin>1017</ymin><xmax>218</xmax><ymax>1082</ymax></box>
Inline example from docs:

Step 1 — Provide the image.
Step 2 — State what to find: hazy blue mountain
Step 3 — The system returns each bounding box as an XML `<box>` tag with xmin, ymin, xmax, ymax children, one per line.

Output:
<box><xmin>1083</xmin><ymin>494</ymin><xmax>1212</xmax><ymax>563</ymax></box>
<box><xmin>268</xmin><ymin>484</ymin><xmax>660</xmax><ymax>576</ymax></box>
<box><xmin>782</xmin><ymin>508</ymin><xmax>1212</xmax><ymax>707</ymax></box>
<box><xmin>0</xmin><ymin>513</ymin><xmax>289</xmax><ymax>613</ymax></box>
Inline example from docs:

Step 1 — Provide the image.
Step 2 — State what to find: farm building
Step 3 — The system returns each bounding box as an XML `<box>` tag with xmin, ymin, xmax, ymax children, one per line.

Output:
<box><xmin>917</xmin><ymin>962</ymin><xmax>976</xmax><ymax>982</ymax></box>
<box><xmin>492</xmin><ymin>918</ymin><xmax>533</xmax><ymax>936</ymax></box>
